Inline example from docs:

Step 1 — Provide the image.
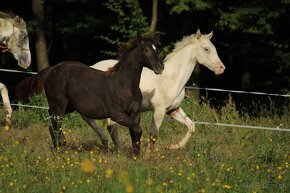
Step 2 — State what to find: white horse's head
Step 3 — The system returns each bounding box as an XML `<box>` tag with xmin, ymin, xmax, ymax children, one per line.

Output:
<box><xmin>194</xmin><ymin>29</ymin><xmax>225</xmax><ymax>75</ymax></box>
<box><xmin>0</xmin><ymin>12</ymin><xmax>31</xmax><ymax>69</ymax></box>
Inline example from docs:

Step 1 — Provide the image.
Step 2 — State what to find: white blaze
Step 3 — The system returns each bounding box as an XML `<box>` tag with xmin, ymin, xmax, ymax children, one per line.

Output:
<box><xmin>152</xmin><ymin>44</ymin><xmax>157</xmax><ymax>52</ymax></box>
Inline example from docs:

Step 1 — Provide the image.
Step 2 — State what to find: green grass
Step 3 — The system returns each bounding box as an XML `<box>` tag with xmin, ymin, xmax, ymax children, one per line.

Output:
<box><xmin>0</xmin><ymin>95</ymin><xmax>289</xmax><ymax>193</ymax></box>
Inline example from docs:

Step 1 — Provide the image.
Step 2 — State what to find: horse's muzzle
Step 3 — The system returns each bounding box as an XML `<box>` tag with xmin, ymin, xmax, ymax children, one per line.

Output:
<box><xmin>153</xmin><ymin>62</ymin><xmax>164</xmax><ymax>75</ymax></box>
<box><xmin>18</xmin><ymin>58</ymin><xmax>31</xmax><ymax>69</ymax></box>
<box><xmin>213</xmin><ymin>62</ymin><xmax>225</xmax><ymax>75</ymax></box>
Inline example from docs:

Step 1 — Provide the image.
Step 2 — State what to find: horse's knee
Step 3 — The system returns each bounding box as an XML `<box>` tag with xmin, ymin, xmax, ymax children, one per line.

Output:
<box><xmin>134</xmin><ymin>126</ymin><xmax>142</xmax><ymax>138</ymax></box>
<box><xmin>188</xmin><ymin>121</ymin><xmax>196</xmax><ymax>134</ymax></box>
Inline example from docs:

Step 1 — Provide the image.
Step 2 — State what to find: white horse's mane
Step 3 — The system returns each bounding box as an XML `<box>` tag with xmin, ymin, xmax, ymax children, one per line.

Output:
<box><xmin>0</xmin><ymin>11</ymin><xmax>26</xmax><ymax>29</ymax></box>
<box><xmin>164</xmin><ymin>33</ymin><xmax>206</xmax><ymax>62</ymax></box>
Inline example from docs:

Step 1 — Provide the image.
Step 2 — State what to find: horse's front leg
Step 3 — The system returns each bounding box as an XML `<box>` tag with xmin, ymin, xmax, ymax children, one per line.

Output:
<box><xmin>49</xmin><ymin>115</ymin><xmax>66</xmax><ymax>149</ymax></box>
<box><xmin>0</xmin><ymin>83</ymin><xmax>12</xmax><ymax>129</ymax></box>
<box><xmin>166</xmin><ymin>107</ymin><xmax>195</xmax><ymax>149</ymax></box>
<box><xmin>128</xmin><ymin>113</ymin><xmax>142</xmax><ymax>156</ymax></box>
<box><xmin>111</xmin><ymin>112</ymin><xmax>142</xmax><ymax>156</ymax></box>
<box><xmin>144</xmin><ymin>107</ymin><xmax>166</xmax><ymax>158</ymax></box>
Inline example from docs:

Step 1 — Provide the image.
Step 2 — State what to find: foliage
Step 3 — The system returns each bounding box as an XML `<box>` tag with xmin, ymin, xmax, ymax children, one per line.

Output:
<box><xmin>0</xmin><ymin>96</ymin><xmax>289</xmax><ymax>192</ymax></box>
<box><xmin>166</xmin><ymin>0</ymin><xmax>213</xmax><ymax>14</ymax></box>
<box><xmin>217</xmin><ymin>5</ymin><xmax>281</xmax><ymax>34</ymax></box>
<box><xmin>101</xmin><ymin>0</ymin><xmax>150</xmax><ymax>56</ymax></box>
<box><xmin>272</xmin><ymin>51</ymin><xmax>290</xmax><ymax>94</ymax></box>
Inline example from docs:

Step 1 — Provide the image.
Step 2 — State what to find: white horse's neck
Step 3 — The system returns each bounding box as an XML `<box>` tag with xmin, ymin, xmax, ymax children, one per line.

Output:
<box><xmin>0</xmin><ymin>19</ymin><xmax>13</xmax><ymax>39</ymax></box>
<box><xmin>161</xmin><ymin>43</ymin><xmax>197</xmax><ymax>93</ymax></box>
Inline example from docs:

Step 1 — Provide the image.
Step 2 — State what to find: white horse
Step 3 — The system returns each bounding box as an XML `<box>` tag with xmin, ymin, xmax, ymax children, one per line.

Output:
<box><xmin>0</xmin><ymin>11</ymin><xmax>31</xmax><ymax>127</ymax></box>
<box><xmin>92</xmin><ymin>29</ymin><xmax>225</xmax><ymax>150</ymax></box>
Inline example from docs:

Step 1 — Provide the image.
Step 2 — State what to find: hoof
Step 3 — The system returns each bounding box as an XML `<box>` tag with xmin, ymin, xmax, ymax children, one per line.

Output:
<box><xmin>166</xmin><ymin>143</ymin><xmax>183</xmax><ymax>150</ymax></box>
<box><xmin>129</xmin><ymin>148</ymin><xmax>140</xmax><ymax>160</ymax></box>
<box><xmin>53</xmin><ymin>140</ymin><xmax>66</xmax><ymax>150</ymax></box>
<box><xmin>101</xmin><ymin>140</ymin><xmax>109</xmax><ymax>152</ymax></box>
<box><xmin>59</xmin><ymin>140</ymin><xmax>67</xmax><ymax>147</ymax></box>
<box><xmin>2</xmin><ymin>117</ymin><xmax>12</xmax><ymax>130</ymax></box>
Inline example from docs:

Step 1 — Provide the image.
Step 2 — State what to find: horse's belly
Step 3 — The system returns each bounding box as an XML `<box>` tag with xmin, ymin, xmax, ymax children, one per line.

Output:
<box><xmin>72</xmin><ymin>100</ymin><xmax>109</xmax><ymax>119</ymax></box>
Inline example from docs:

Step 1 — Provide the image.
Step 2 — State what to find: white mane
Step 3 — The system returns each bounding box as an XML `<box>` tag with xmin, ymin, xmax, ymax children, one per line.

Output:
<box><xmin>0</xmin><ymin>11</ymin><xmax>26</xmax><ymax>29</ymax></box>
<box><xmin>164</xmin><ymin>33</ymin><xmax>209</xmax><ymax>62</ymax></box>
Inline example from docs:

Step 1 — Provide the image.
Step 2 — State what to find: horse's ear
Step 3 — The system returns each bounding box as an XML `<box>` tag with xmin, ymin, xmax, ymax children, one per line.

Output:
<box><xmin>152</xmin><ymin>33</ymin><xmax>160</xmax><ymax>45</ymax></box>
<box><xmin>206</xmin><ymin>31</ymin><xmax>213</xmax><ymax>39</ymax></box>
<box><xmin>14</xmin><ymin>15</ymin><xmax>25</xmax><ymax>25</ymax></box>
<box><xmin>195</xmin><ymin>29</ymin><xmax>201</xmax><ymax>39</ymax></box>
<box><xmin>137</xmin><ymin>32</ymin><xmax>144</xmax><ymax>45</ymax></box>
<box><xmin>14</xmin><ymin>16</ymin><xmax>21</xmax><ymax>23</ymax></box>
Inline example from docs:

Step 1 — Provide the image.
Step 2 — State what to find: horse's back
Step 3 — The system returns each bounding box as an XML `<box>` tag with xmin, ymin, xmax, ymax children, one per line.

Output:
<box><xmin>44</xmin><ymin>61</ymin><xmax>119</xmax><ymax>118</ymax></box>
<box><xmin>45</xmin><ymin>61</ymin><xmax>108</xmax><ymax>95</ymax></box>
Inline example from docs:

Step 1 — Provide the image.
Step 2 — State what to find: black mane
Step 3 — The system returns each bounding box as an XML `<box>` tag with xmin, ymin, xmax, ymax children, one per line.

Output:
<box><xmin>106</xmin><ymin>36</ymin><xmax>155</xmax><ymax>75</ymax></box>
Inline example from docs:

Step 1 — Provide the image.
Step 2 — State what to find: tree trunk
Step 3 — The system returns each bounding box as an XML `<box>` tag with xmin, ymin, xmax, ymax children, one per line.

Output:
<box><xmin>149</xmin><ymin>0</ymin><xmax>158</xmax><ymax>33</ymax></box>
<box><xmin>32</xmin><ymin>0</ymin><xmax>49</xmax><ymax>71</ymax></box>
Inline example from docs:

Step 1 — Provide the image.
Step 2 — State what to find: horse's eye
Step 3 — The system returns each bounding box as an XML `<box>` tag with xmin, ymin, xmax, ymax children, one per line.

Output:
<box><xmin>0</xmin><ymin>36</ymin><xmax>8</xmax><ymax>42</ymax></box>
<box><xmin>22</xmin><ymin>35</ymin><xmax>28</xmax><ymax>41</ymax></box>
<box><xmin>204</xmin><ymin>47</ymin><xmax>210</xmax><ymax>53</ymax></box>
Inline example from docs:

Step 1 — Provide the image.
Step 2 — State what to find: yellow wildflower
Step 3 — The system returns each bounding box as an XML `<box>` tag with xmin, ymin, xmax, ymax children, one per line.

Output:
<box><xmin>105</xmin><ymin>168</ymin><xmax>113</xmax><ymax>178</ymax></box>
<box><xmin>223</xmin><ymin>184</ymin><xmax>231</xmax><ymax>189</ymax></box>
<box><xmin>199</xmin><ymin>188</ymin><xmax>205</xmax><ymax>193</ymax></box>
<box><xmin>126</xmin><ymin>184</ymin><xmax>134</xmax><ymax>193</ymax></box>
<box><xmin>80</xmin><ymin>160</ymin><xmax>96</xmax><ymax>174</ymax></box>
<box><xmin>146</xmin><ymin>178</ymin><xmax>153</xmax><ymax>186</ymax></box>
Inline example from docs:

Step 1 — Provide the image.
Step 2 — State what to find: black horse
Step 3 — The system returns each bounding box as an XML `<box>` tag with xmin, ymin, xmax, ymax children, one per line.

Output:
<box><xmin>44</xmin><ymin>35</ymin><xmax>164</xmax><ymax>155</ymax></box>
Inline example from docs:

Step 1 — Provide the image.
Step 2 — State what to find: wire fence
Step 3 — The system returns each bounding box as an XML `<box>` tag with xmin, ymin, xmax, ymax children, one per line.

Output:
<box><xmin>185</xmin><ymin>86</ymin><xmax>290</xmax><ymax>98</ymax></box>
<box><xmin>1</xmin><ymin>68</ymin><xmax>289</xmax><ymax>132</ymax></box>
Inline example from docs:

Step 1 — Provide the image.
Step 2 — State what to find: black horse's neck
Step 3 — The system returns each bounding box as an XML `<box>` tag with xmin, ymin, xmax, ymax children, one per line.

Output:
<box><xmin>116</xmin><ymin>47</ymin><xmax>145</xmax><ymax>88</ymax></box>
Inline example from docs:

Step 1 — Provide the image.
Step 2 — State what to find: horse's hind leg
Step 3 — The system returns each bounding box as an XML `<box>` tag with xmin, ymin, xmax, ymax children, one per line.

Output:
<box><xmin>49</xmin><ymin>115</ymin><xmax>66</xmax><ymax>148</ymax></box>
<box><xmin>107</xmin><ymin>118</ymin><xmax>122</xmax><ymax>149</ymax></box>
<box><xmin>166</xmin><ymin>107</ymin><xmax>195</xmax><ymax>150</ymax></box>
<box><xmin>0</xmin><ymin>83</ymin><xmax>12</xmax><ymax>129</ymax></box>
<box><xmin>81</xmin><ymin>116</ymin><xmax>109</xmax><ymax>150</ymax></box>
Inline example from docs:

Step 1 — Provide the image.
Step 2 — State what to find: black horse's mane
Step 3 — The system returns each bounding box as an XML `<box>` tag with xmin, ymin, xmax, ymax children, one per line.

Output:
<box><xmin>106</xmin><ymin>37</ymin><xmax>153</xmax><ymax>75</ymax></box>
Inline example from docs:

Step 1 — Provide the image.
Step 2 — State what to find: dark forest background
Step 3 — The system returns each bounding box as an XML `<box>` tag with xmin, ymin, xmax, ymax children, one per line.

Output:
<box><xmin>1</xmin><ymin>0</ymin><xmax>290</xmax><ymax>108</ymax></box>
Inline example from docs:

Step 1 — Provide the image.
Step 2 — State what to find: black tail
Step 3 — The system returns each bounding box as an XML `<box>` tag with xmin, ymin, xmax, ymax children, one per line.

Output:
<box><xmin>15</xmin><ymin>67</ymin><xmax>50</xmax><ymax>103</ymax></box>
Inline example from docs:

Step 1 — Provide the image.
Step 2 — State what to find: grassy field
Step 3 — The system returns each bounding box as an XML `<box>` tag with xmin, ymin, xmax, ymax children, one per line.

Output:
<box><xmin>0</xmin><ymin>95</ymin><xmax>289</xmax><ymax>193</ymax></box>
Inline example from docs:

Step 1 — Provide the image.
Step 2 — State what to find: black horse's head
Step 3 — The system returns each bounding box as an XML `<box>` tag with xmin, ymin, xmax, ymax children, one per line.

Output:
<box><xmin>137</xmin><ymin>34</ymin><xmax>164</xmax><ymax>74</ymax></box>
